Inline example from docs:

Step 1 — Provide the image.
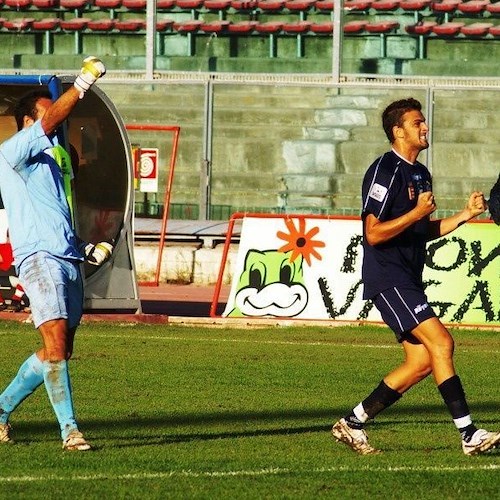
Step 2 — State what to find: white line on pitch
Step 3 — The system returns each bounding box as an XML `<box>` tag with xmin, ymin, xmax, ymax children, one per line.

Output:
<box><xmin>1</xmin><ymin>464</ymin><xmax>499</xmax><ymax>483</ymax></box>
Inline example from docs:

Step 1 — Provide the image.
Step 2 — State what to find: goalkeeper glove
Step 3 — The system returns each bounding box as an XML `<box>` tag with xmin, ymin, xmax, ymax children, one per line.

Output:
<box><xmin>84</xmin><ymin>241</ymin><xmax>113</xmax><ymax>266</ymax></box>
<box><xmin>74</xmin><ymin>56</ymin><xmax>106</xmax><ymax>98</ymax></box>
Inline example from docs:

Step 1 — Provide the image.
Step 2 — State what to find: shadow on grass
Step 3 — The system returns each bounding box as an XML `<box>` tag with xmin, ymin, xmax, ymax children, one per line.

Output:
<box><xmin>11</xmin><ymin>402</ymin><xmax>500</xmax><ymax>448</ymax></box>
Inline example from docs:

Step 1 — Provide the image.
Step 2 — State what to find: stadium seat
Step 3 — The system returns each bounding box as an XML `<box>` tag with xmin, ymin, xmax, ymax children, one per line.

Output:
<box><xmin>173</xmin><ymin>19</ymin><xmax>203</xmax><ymax>31</ymax></box>
<box><xmin>87</xmin><ymin>18</ymin><xmax>115</xmax><ymax>30</ymax></box>
<box><xmin>156</xmin><ymin>18</ymin><xmax>174</xmax><ymax>30</ymax></box>
<box><xmin>256</xmin><ymin>0</ymin><xmax>285</xmax><ymax>11</ymax></box>
<box><xmin>284</xmin><ymin>0</ymin><xmax>316</xmax><ymax>11</ymax></box>
<box><xmin>60</xmin><ymin>16</ymin><xmax>91</xmax><ymax>29</ymax></box>
<box><xmin>229</xmin><ymin>0</ymin><xmax>258</xmax><ymax>10</ymax></box>
<box><xmin>314</xmin><ymin>0</ymin><xmax>333</xmax><ymax>11</ymax></box>
<box><xmin>4</xmin><ymin>0</ymin><xmax>32</xmax><ymax>7</ymax></box>
<box><xmin>121</xmin><ymin>0</ymin><xmax>146</xmax><ymax>8</ymax></box>
<box><xmin>200</xmin><ymin>19</ymin><xmax>230</xmax><ymax>32</ymax></box>
<box><xmin>431</xmin><ymin>20</ymin><xmax>465</xmax><ymax>34</ymax></box>
<box><xmin>157</xmin><ymin>0</ymin><xmax>176</xmax><ymax>7</ymax></box>
<box><xmin>343</xmin><ymin>19</ymin><xmax>367</xmax><ymax>32</ymax></box>
<box><xmin>0</xmin><ymin>18</ymin><xmax>6</xmax><ymax>28</ymax></box>
<box><xmin>399</xmin><ymin>0</ymin><xmax>431</xmax><ymax>10</ymax></box>
<box><xmin>94</xmin><ymin>0</ymin><xmax>122</xmax><ymax>7</ymax></box>
<box><xmin>32</xmin><ymin>16</ymin><xmax>60</xmax><ymax>29</ymax></box>
<box><xmin>431</xmin><ymin>0</ymin><xmax>461</xmax><ymax>21</ymax></box>
<box><xmin>114</xmin><ymin>17</ymin><xmax>144</xmax><ymax>30</ymax></box>
<box><xmin>370</xmin><ymin>0</ymin><xmax>400</xmax><ymax>11</ymax></box>
<box><xmin>344</xmin><ymin>0</ymin><xmax>372</xmax><ymax>10</ymax></box>
<box><xmin>283</xmin><ymin>20</ymin><xmax>312</xmax><ymax>31</ymax></box>
<box><xmin>175</xmin><ymin>0</ymin><xmax>204</xmax><ymax>8</ymax></box>
<box><xmin>485</xmin><ymin>1</ymin><xmax>500</xmax><ymax>14</ymax></box>
<box><xmin>364</xmin><ymin>20</ymin><xmax>399</xmax><ymax>56</ymax></box>
<box><xmin>203</xmin><ymin>0</ymin><xmax>232</xmax><ymax>9</ymax></box>
<box><xmin>405</xmin><ymin>19</ymin><xmax>437</xmax><ymax>33</ymax></box>
<box><xmin>59</xmin><ymin>0</ymin><xmax>90</xmax><ymax>8</ymax></box>
<box><xmin>31</xmin><ymin>0</ymin><xmax>58</xmax><ymax>7</ymax></box>
<box><xmin>489</xmin><ymin>24</ymin><xmax>500</xmax><ymax>36</ymax></box>
<box><xmin>457</xmin><ymin>0</ymin><xmax>489</xmax><ymax>14</ymax></box>
<box><xmin>460</xmin><ymin>21</ymin><xmax>492</xmax><ymax>35</ymax></box>
<box><xmin>227</xmin><ymin>19</ymin><xmax>258</xmax><ymax>32</ymax></box>
<box><xmin>3</xmin><ymin>17</ymin><xmax>35</xmax><ymax>29</ymax></box>
<box><xmin>254</xmin><ymin>20</ymin><xmax>283</xmax><ymax>31</ymax></box>
<box><xmin>310</xmin><ymin>20</ymin><xmax>333</xmax><ymax>33</ymax></box>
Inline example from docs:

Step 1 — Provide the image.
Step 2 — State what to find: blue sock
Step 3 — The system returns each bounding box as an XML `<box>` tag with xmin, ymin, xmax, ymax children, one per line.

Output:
<box><xmin>42</xmin><ymin>360</ymin><xmax>78</xmax><ymax>440</ymax></box>
<box><xmin>0</xmin><ymin>353</ymin><xmax>44</xmax><ymax>424</ymax></box>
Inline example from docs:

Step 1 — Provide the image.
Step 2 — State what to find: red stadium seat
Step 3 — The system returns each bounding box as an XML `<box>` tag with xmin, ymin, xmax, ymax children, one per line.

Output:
<box><xmin>87</xmin><ymin>18</ymin><xmax>115</xmax><ymax>30</ymax></box>
<box><xmin>3</xmin><ymin>17</ymin><xmax>34</xmax><ymax>29</ymax></box>
<box><xmin>0</xmin><ymin>18</ymin><xmax>6</xmax><ymax>28</ymax></box>
<box><xmin>344</xmin><ymin>0</ymin><xmax>372</xmax><ymax>10</ymax></box>
<box><xmin>32</xmin><ymin>16</ymin><xmax>60</xmax><ymax>29</ymax></box>
<box><xmin>364</xmin><ymin>20</ymin><xmax>399</xmax><ymax>32</ymax></box>
<box><xmin>175</xmin><ymin>0</ymin><xmax>203</xmax><ymax>7</ymax></box>
<box><xmin>173</xmin><ymin>19</ymin><xmax>203</xmax><ymax>32</ymax></box>
<box><xmin>431</xmin><ymin>0</ymin><xmax>461</xmax><ymax>13</ymax></box>
<box><xmin>114</xmin><ymin>17</ymin><xmax>144</xmax><ymax>30</ymax></box>
<box><xmin>60</xmin><ymin>16</ymin><xmax>91</xmax><ymax>29</ymax></box>
<box><xmin>485</xmin><ymin>1</ymin><xmax>500</xmax><ymax>14</ymax></box>
<box><xmin>431</xmin><ymin>20</ymin><xmax>465</xmax><ymax>35</ymax></box>
<box><xmin>314</xmin><ymin>0</ymin><xmax>333</xmax><ymax>10</ymax></box>
<box><xmin>59</xmin><ymin>0</ymin><xmax>90</xmax><ymax>8</ymax></box>
<box><xmin>31</xmin><ymin>0</ymin><xmax>58</xmax><ymax>7</ymax></box>
<box><xmin>229</xmin><ymin>0</ymin><xmax>258</xmax><ymax>9</ymax></box>
<box><xmin>284</xmin><ymin>0</ymin><xmax>316</xmax><ymax>11</ymax></box>
<box><xmin>457</xmin><ymin>0</ymin><xmax>489</xmax><ymax>14</ymax></box>
<box><xmin>227</xmin><ymin>20</ymin><xmax>258</xmax><ymax>32</ymax></box>
<box><xmin>157</xmin><ymin>0</ymin><xmax>175</xmax><ymax>7</ymax></box>
<box><xmin>460</xmin><ymin>21</ymin><xmax>492</xmax><ymax>35</ymax></box>
<box><xmin>488</xmin><ymin>24</ymin><xmax>500</xmax><ymax>36</ymax></box>
<box><xmin>399</xmin><ymin>0</ymin><xmax>431</xmax><ymax>10</ymax></box>
<box><xmin>254</xmin><ymin>20</ymin><xmax>283</xmax><ymax>32</ymax></box>
<box><xmin>4</xmin><ymin>0</ymin><xmax>32</xmax><ymax>7</ymax></box>
<box><xmin>405</xmin><ymin>20</ymin><xmax>437</xmax><ymax>33</ymax></box>
<box><xmin>310</xmin><ymin>21</ymin><xmax>333</xmax><ymax>33</ymax></box>
<box><xmin>121</xmin><ymin>0</ymin><xmax>146</xmax><ymax>8</ymax></box>
<box><xmin>200</xmin><ymin>20</ymin><xmax>230</xmax><ymax>32</ymax></box>
<box><xmin>370</xmin><ymin>0</ymin><xmax>400</xmax><ymax>10</ymax></box>
<box><xmin>156</xmin><ymin>18</ymin><xmax>174</xmax><ymax>30</ymax></box>
<box><xmin>256</xmin><ymin>0</ymin><xmax>285</xmax><ymax>10</ymax></box>
<box><xmin>94</xmin><ymin>0</ymin><xmax>122</xmax><ymax>7</ymax></box>
<box><xmin>343</xmin><ymin>19</ymin><xmax>366</xmax><ymax>32</ymax></box>
<box><xmin>203</xmin><ymin>0</ymin><xmax>232</xmax><ymax>9</ymax></box>
<box><xmin>283</xmin><ymin>20</ymin><xmax>312</xmax><ymax>32</ymax></box>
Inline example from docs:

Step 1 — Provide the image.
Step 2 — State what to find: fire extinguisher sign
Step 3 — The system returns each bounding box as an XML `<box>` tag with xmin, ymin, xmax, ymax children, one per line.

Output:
<box><xmin>139</xmin><ymin>148</ymin><xmax>159</xmax><ymax>193</ymax></box>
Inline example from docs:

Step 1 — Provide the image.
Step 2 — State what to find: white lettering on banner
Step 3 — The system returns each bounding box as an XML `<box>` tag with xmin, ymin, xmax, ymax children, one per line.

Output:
<box><xmin>222</xmin><ymin>216</ymin><xmax>499</xmax><ymax>326</ymax></box>
<box><xmin>368</xmin><ymin>183</ymin><xmax>388</xmax><ymax>202</ymax></box>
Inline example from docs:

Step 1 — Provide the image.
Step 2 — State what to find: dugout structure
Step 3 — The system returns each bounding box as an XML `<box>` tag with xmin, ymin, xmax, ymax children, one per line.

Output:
<box><xmin>0</xmin><ymin>74</ymin><xmax>140</xmax><ymax>313</ymax></box>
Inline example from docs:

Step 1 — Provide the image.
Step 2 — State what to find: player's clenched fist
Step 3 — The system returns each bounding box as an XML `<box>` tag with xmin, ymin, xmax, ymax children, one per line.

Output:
<box><xmin>416</xmin><ymin>191</ymin><xmax>436</xmax><ymax>218</ymax></box>
<box><xmin>466</xmin><ymin>191</ymin><xmax>486</xmax><ymax>218</ymax></box>
<box><xmin>74</xmin><ymin>56</ymin><xmax>106</xmax><ymax>98</ymax></box>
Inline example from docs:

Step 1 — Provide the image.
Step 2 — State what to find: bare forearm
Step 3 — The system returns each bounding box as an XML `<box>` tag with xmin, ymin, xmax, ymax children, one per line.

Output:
<box><xmin>365</xmin><ymin>209</ymin><xmax>422</xmax><ymax>246</ymax></box>
<box><xmin>40</xmin><ymin>86</ymin><xmax>81</xmax><ymax>136</ymax></box>
<box><xmin>427</xmin><ymin>210</ymin><xmax>473</xmax><ymax>241</ymax></box>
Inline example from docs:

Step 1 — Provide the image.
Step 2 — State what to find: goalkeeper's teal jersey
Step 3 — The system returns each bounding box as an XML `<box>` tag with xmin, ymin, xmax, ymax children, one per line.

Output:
<box><xmin>0</xmin><ymin>120</ymin><xmax>83</xmax><ymax>270</ymax></box>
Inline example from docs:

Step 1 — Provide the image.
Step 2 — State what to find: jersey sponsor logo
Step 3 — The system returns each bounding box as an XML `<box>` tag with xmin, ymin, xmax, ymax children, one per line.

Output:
<box><xmin>368</xmin><ymin>183</ymin><xmax>388</xmax><ymax>202</ymax></box>
<box><xmin>414</xmin><ymin>302</ymin><xmax>429</xmax><ymax>315</ymax></box>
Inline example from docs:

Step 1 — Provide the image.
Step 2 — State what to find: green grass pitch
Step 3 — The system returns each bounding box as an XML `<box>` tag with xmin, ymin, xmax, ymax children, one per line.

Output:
<box><xmin>0</xmin><ymin>320</ymin><xmax>498</xmax><ymax>499</ymax></box>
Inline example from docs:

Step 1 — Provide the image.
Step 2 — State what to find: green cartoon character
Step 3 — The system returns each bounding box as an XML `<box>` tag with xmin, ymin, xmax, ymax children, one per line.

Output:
<box><xmin>227</xmin><ymin>249</ymin><xmax>309</xmax><ymax>318</ymax></box>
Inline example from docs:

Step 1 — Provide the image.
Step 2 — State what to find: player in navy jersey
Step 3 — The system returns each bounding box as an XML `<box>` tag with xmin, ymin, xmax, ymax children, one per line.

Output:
<box><xmin>331</xmin><ymin>98</ymin><xmax>499</xmax><ymax>456</ymax></box>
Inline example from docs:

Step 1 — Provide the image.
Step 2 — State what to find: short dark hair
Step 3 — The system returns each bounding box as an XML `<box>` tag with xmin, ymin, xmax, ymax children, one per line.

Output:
<box><xmin>13</xmin><ymin>90</ymin><xmax>53</xmax><ymax>131</ymax></box>
<box><xmin>382</xmin><ymin>98</ymin><xmax>422</xmax><ymax>143</ymax></box>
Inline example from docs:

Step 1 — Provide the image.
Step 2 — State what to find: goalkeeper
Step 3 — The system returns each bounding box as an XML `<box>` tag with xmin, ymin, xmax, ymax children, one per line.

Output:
<box><xmin>0</xmin><ymin>57</ymin><xmax>109</xmax><ymax>451</ymax></box>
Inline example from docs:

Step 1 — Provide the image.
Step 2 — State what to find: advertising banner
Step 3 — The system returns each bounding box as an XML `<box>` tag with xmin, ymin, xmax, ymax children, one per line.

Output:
<box><xmin>223</xmin><ymin>216</ymin><xmax>499</xmax><ymax>326</ymax></box>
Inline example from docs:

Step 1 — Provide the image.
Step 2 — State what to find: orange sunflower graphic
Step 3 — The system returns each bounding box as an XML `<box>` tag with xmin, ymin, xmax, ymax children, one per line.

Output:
<box><xmin>276</xmin><ymin>217</ymin><xmax>325</xmax><ymax>266</ymax></box>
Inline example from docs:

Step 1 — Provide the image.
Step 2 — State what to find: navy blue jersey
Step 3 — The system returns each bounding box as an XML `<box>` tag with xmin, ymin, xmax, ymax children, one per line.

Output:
<box><xmin>361</xmin><ymin>151</ymin><xmax>432</xmax><ymax>299</ymax></box>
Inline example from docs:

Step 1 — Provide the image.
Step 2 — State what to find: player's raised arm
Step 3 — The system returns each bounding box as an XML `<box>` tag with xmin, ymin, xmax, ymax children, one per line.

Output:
<box><xmin>41</xmin><ymin>57</ymin><xmax>106</xmax><ymax>136</ymax></box>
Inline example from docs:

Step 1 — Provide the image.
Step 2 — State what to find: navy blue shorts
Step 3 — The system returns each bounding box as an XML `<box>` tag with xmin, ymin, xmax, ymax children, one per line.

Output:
<box><xmin>372</xmin><ymin>286</ymin><xmax>437</xmax><ymax>343</ymax></box>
